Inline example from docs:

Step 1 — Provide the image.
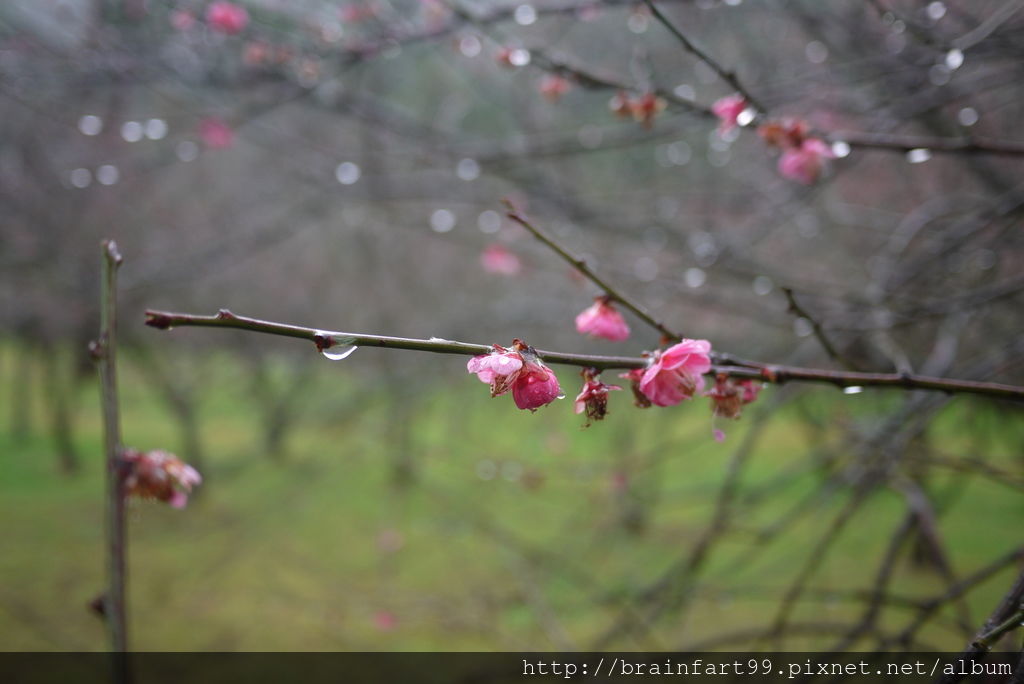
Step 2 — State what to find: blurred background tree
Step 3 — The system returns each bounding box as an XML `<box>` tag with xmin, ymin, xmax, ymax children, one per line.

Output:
<box><xmin>0</xmin><ymin>0</ymin><xmax>1022</xmax><ymax>653</ymax></box>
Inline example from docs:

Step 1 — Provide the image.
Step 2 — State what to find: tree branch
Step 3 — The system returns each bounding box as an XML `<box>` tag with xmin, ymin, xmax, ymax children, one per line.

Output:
<box><xmin>143</xmin><ymin>309</ymin><xmax>1024</xmax><ymax>401</ymax></box>
<box><xmin>93</xmin><ymin>240</ymin><xmax>129</xmax><ymax>684</ymax></box>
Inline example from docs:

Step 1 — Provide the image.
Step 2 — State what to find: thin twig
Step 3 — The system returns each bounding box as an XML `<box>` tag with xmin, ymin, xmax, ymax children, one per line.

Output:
<box><xmin>93</xmin><ymin>240</ymin><xmax>129</xmax><ymax>684</ymax></box>
<box><xmin>143</xmin><ymin>309</ymin><xmax>1024</xmax><ymax>401</ymax></box>
<box><xmin>782</xmin><ymin>287</ymin><xmax>861</xmax><ymax>371</ymax></box>
<box><xmin>643</xmin><ymin>0</ymin><xmax>767</xmax><ymax>113</ymax></box>
<box><xmin>502</xmin><ymin>199</ymin><xmax>682</xmax><ymax>344</ymax></box>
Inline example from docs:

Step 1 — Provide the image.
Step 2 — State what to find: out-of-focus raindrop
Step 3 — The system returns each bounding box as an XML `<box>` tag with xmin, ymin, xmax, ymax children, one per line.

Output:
<box><xmin>456</xmin><ymin>158</ymin><xmax>480</xmax><ymax>181</ymax></box>
<box><xmin>891</xmin><ymin>19</ymin><xmax>906</xmax><ymax>33</ymax></box>
<box><xmin>335</xmin><ymin>161</ymin><xmax>361</xmax><ymax>185</ymax></box>
<box><xmin>431</xmin><ymin>209</ymin><xmax>456</xmax><ymax>233</ymax></box>
<box><xmin>926</xmin><ymin>1</ymin><xmax>946</xmax><ymax>20</ymax></box>
<box><xmin>508</xmin><ymin>48</ymin><xmax>530</xmax><ymax>66</ymax></box>
<box><xmin>78</xmin><ymin>114</ymin><xmax>102</xmax><ymax>136</ymax></box>
<box><xmin>831</xmin><ymin>141</ymin><xmax>851</xmax><ymax>158</ymax></box>
<box><xmin>736</xmin><ymin>108</ymin><xmax>756</xmax><ymax>127</ymax></box>
<box><xmin>723</xmin><ymin>0</ymin><xmax>743</xmax><ymax>5</ymax></box>
<box><xmin>753</xmin><ymin>275</ymin><xmax>773</xmax><ymax>296</ymax></box>
<box><xmin>96</xmin><ymin>164</ymin><xmax>119</xmax><ymax>186</ymax></box>
<box><xmin>476</xmin><ymin>459</ymin><xmax>497</xmax><ymax>480</ymax></box>
<box><xmin>478</xmin><ymin>210</ymin><xmax>502</xmax><ymax>234</ymax></box>
<box><xmin>69</xmin><ymin>168</ymin><xmax>92</xmax><ymax>188</ymax></box>
<box><xmin>945</xmin><ymin>48</ymin><xmax>964</xmax><ymax>70</ymax></box>
<box><xmin>958</xmin><ymin>107</ymin><xmax>979</xmax><ymax>126</ymax></box>
<box><xmin>176</xmin><ymin>140</ymin><xmax>199</xmax><ymax>162</ymax></box>
<box><xmin>906</xmin><ymin>148</ymin><xmax>932</xmax><ymax>164</ymax></box>
<box><xmin>459</xmin><ymin>35</ymin><xmax>481</xmax><ymax>57</ymax></box>
<box><xmin>886</xmin><ymin>33</ymin><xmax>906</xmax><ymax>54</ymax></box>
<box><xmin>794</xmin><ymin>317</ymin><xmax>814</xmax><ymax>337</ymax></box>
<box><xmin>673</xmin><ymin>84</ymin><xmax>695</xmax><ymax>101</ymax></box>
<box><xmin>805</xmin><ymin>40</ymin><xmax>828</xmax><ymax>64</ymax></box>
<box><xmin>144</xmin><ymin>118</ymin><xmax>168</xmax><ymax>140</ymax></box>
<box><xmin>667</xmin><ymin>141</ymin><xmax>692</xmax><ymax>165</ymax></box>
<box><xmin>514</xmin><ymin>4</ymin><xmax>537</xmax><ymax>25</ymax></box>
<box><xmin>120</xmin><ymin>121</ymin><xmax>143</xmax><ymax>142</ymax></box>
<box><xmin>685</xmin><ymin>267</ymin><xmax>706</xmax><ymax>289</ymax></box>
<box><xmin>842</xmin><ymin>386</ymin><xmax>864</xmax><ymax>395</ymax></box>
<box><xmin>633</xmin><ymin>257</ymin><xmax>659</xmax><ymax>282</ymax></box>
<box><xmin>929</xmin><ymin>64</ymin><xmax>950</xmax><ymax>86</ymax></box>
<box><xmin>321</xmin><ymin>344</ymin><xmax>358</xmax><ymax>361</ymax></box>
<box><xmin>627</xmin><ymin>12</ymin><xmax>648</xmax><ymax>33</ymax></box>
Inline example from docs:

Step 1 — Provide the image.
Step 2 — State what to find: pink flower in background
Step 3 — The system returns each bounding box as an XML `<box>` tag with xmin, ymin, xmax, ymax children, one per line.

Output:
<box><xmin>574</xmin><ymin>369</ymin><xmax>621</xmax><ymax>426</ymax></box>
<box><xmin>778</xmin><ymin>138</ymin><xmax>835</xmax><ymax>184</ymax></box>
<box><xmin>539</xmin><ymin>75</ymin><xmax>571</xmax><ymax>102</ymax></box>
<box><xmin>638</xmin><ymin>339</ymin><xmax>712</xmax><ymax>407</ymax></box>
<box><xmin>630</xmin><ymin>92</ymin><xmax>667</xmax><ymax>129</ymax></box>
<box><xmin>206</xmin><ymin>2</ymin><xmax>249</xmax><ymax>35</ymax></box>
<box><xmin>705</xmin><ymin>374</ymin><xmax>762</xmax><ymax>442</ymax></box>
<box><xmin>373</xmin><ymin>611</ymin><xmax>397</xmax><ymax>631</ymax></box>
<box><xmin>170</xmin><ymin>10</ymin><xmax>196</xmax><ymax>31</ymax></box>
<box><xmin>480</xmin><ymin>244</ymin><xmax>521</xmax><ymax>275</ymax></box>
<box><xmin>575</xmin><ymin>296</ymin><xmax>630</xmax><ymax>341</ymax></box>
<box><xmin>122</xmin><ymin>449</ymin><xmax>202</xmax><ymax>508</ymax></box>
<box><xmin>198</xmin><ymin>117</ymin><xmax>234</xmax><ymax>148</ymax></box>
<box><xmin>738</xmin><ymin>379</ymin><xmax>761</xmax><ymax>404</ymax></box>
<box><xmin>712</xmin><ymin>94</ymin><xmax>747</xmax><ymax>134</ymax></box>
<box><xmin>467</xmin><ymin>341</ymin><xmax>561</xmax><ymax>411</ymax></box>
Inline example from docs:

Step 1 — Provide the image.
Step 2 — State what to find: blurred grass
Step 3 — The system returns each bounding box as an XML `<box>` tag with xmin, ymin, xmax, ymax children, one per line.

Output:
<box><xmin>0</xmin><ymin>342</ymin><xmax>1021</xmax><ymax>651</ymax></box>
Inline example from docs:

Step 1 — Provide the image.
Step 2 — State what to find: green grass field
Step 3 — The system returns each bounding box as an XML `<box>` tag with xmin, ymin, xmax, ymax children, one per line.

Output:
<box><xmin>1</xmin><ymin>344</ymin><xmax>1021</xmax><ymax>651</ymax></box>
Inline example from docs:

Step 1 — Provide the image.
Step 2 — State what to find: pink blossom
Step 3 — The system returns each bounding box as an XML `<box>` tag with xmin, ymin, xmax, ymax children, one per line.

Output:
<box><xmin>198</xmin><ymin>117</ymin><xmax>234</xmax><ymax>149</ymax></box>
<box><xmin>705</xmin><ymin>374</ymin><xmax>762</xmax><ymax>441</ymax></box>
<box><xmin>467</xmin><ymin>345</ymin><xmax>523</xmax><ymax>397</ymax></box>
<box><xmin>638</xmin><ymin>339</ymin><xmax>712</xmax><ymax>407</ymax></box>
<box><xmin>712</xmin><ymin>95</ymin><xmax>747</xmax><ymax>134</ymax></box>
<box><xmin>170</xmin><ymin>10</ymin><xmax>196</xmax><ymax>31</ymax></box>
<box><xmin>467</xmin><ymin>341</ymin><xmax>562</xmax><ymax>411</ymax></box>
<box><xmin>512</xmin><ymin>364</ymin><xmax>561</xmax><ymax>411</ymax></box>
<box><xmin>373</xmin><ymin>611</ymin><xmax>397</xmax><ymax>631</ymax></box>
<box><xmin>575</xmin><ymin>296</ymin><xmax>630</xmax><ymax>341</ymax></box>
<box><xmin>539</xmin><ymin>75</ymin><xmax>571</xmax><ymax>102</ymax></box>
<box><xmin>206</xmin><ymin>2</ymin><xmax>249</xmax><ymax>35</ymax></box>
<box><xmin>480</xmin><ymin>244</ymin><xmax>521</xmax><ymax>276</ymax></box>
<box><xmin>122</xmin><ymin>449</ymin><xmax>202</xmax><ymax>508</ymax></box>
<box><xmin>573</xmin><ymin>369</ymin><xmax>621</xmax><ymax>426</ymax></box>
<box><xmin>778</xmin><ymin>137</ymin><xmax>835</xmax><ymax>184</ymax></box>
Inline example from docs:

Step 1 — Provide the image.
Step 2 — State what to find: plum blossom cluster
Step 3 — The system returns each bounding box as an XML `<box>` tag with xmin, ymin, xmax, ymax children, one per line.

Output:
<box><xmin>610</xmin><ymin>91</ymin><xmax>668</xmax><ymax>128</ymax></box>
<box><xmin>121</xmin><ymin>448</ymin><xmax>202</xmax><ymax>508</ymax></box>
<box><xmin>706</xmin><ymin>373</ymin><xmax>762</xmax><ymax>441</ymax></box>
<box><xmin>758</xmin><ymin>118</ymin><xmax>836</xmax><ymax>185</ymax></box>
<box><xmin>713</xmin><ymin>95</ymin><xmax>837</xmax><ymax>184</ymax></box>
<box><xmin>467</xmin><ymin>340</ymin><xmax>563</xmax><ymax>411</ymax></box>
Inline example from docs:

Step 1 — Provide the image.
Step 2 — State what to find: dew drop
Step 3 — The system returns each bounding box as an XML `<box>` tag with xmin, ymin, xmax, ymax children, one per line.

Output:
<box><xmin>842</xmin><ymin>386</ymin><xmax>864</xmax><ymax>395</ymax></box>
<box><xmin>514</xmin><ymin>4</ymin><xmax>536</xmax><ymax>25</ymax></box>
<box><xmin>321</xmin><ymin>345</ymin><xmax>358</xmax><ymax>361</ymax></box>
<box><xmin>906</xmin><ymin>148</ymin><xmax>932</xmax><ymax>164</ymax></box>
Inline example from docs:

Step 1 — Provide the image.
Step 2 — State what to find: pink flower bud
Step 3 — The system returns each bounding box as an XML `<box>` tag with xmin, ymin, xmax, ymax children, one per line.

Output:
<box><xmin>480</xmin><ymin>244</ymin><xmax>521</xmax><ymax>275</ymax></box>
<box><xmin>575</xmin><ymin>296</ymin><xmax>630</xmax><ymax>341</ymax></box>
<box><xmin>712</xmin><ymin>95</ymin><xmax>747</xmax><ymax>134</ymax></box>
<box><xmin>121</xmin><ymin>449</ymin><xmax>202</xmax><ymax>508</ymax></box>
<box><xmin>198</xmin><ymin>117</ymin><xmax>234</xmax><ymax>149</ymax></box>
<box><xmin>778</xmin><ymin>138</ymin><xmax>835</xmax><ymax>184</ymax></box>
<box><xmin>539</xmin><ymin>75</ymin><xmax>571</xmax><ymax>102</ymax></box>
<box><xmin>637</xmin><ymin>339</ymin><xmax>713</xmax><ymax>407</ymax></box>
<box><xmin>206</xmin><ymin>2</ymin><xmax>249</xmax><ymax>35</ymax></box>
